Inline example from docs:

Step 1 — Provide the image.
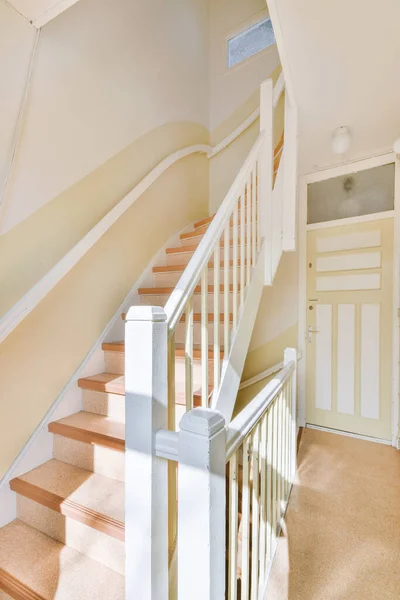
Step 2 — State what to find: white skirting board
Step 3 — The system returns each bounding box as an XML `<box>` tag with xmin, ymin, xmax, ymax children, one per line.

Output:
<box><xmin>306</xmin><ymin>423</ymin><xmax>391</xmax><ymax>446</ymax></box>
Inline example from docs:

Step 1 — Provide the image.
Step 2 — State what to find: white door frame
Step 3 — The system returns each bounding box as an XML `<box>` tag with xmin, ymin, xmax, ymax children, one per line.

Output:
<box><xmin>297</xmin><ymin>151</ymin><xmax>400</xmax><ymax>447</ymax></box>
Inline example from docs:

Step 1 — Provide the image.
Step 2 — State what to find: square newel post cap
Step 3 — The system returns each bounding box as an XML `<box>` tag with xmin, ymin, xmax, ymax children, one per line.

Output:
<box><xmin>180</xmin><ymin>408</ymin><xmax>225</xmax><ymax>437</ymax></box>
<box><xmin>125</xmin><ymin>306</ymin><xmax>167</xmax><ymax>322</ymax></box>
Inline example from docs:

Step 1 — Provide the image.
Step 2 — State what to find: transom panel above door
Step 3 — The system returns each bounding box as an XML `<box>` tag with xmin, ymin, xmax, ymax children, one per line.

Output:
<box><xmin>306</xmin><ymin>218</ymin><xmax>393</xmax><ymax>440</ymax></box>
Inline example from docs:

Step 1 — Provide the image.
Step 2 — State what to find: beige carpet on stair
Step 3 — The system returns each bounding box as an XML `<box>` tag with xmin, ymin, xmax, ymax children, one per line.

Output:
<box><xmin>266</xmin><ymin>427</ymin><xmax>400</xmax><ymax>600</ymax></box>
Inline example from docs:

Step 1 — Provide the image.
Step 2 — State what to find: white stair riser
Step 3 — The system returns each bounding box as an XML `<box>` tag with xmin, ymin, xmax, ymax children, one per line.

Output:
<box><xmin>104</xmin><ymin>351</ymin><xmax>216</xmax><ymax>389</ymax></box>
<box><xmin>154</xmin><ymin>268</ymin><xmax>237</xmax><ymax>287</ymax></box>
<box><xmin>174</xmin><ymin>321</ymin><xmax>227</xmax><ymax>345</ymax></box>
<box><xmin>140</xmin><ymin>292</ymin><xmax>233</xmax><ymax>312</ymax></box>
<box><xmin>83</xmin><ymin>389</ymin><xmax>125</xmax><ymax>421</ymax></box>
<box><xmin>167</xmin><ymin>246</ymin><xmax>242</xmax><ymax>266</ymax></box>
<box><xmin>53</xmin><ymin>434</ymin><xmax>125</xmax><ymax>482</ymax></box>
<box><xmin>17</xmin><ymin>496</ymin><xmax>125</xmax><ymax>575</ymax></box>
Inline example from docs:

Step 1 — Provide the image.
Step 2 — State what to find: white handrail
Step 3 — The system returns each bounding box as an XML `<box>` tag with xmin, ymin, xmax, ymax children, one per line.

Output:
<box><xmin>239</xmin><ymin>360</ymin><xmax>284</xmax><ymax>390</ymax></box>
<box><xmin>164</xmin><ymin>132</ymin><xmax>265</xmax><ymax>332</ymax></box>
<box><xmin>0</xmin><ymin>144</ymin><xmax>211</xmax><ymax>345</ymax></box>
<box><xmin>207</xmin><ymin>107</ymin><xmax>260</xmax><ymax>158</ymax></box>
<box><xmin>207</xmin><ymin>72</ymin><xmax>285</xmax><ymax>160</ymax></box>
<box><xmin>226</xmin><ymin>361</ymin><xmax>295</xmax><ymax>461</ymax></box>
<box><xmin>1</xmin><ymin>73</ymin><xmax>286</xmax><ymax>345</ymax></box>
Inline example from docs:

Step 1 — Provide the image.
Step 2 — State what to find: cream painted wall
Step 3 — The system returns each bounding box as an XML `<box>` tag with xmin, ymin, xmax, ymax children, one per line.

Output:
<box><xmin>0</xmin><ymin>0</ymin><xmax>209</xmax><ymax>234</ymax></box>
<box><xmin>0</xmin><ymin>2</ymin><xmax>36</xmax><ymax>207</ymax></box>
<box><xmin>0</xmin><ymin>122</ymin><xmax>208</xmax><ymax>318</ymax></box>
<box><xmin>0</xmin><ymin>155</ymin><xmax>208</xmax><ymax>479</ymax></box>
<box><xmin>208</xmin><ymin>0</ymin><xmax>280</xmax><ymax>213</ymax></box>
<box><xmin>243</xmin><ymin>251</ymin><xmax>298</xmax><ymax>380</ymax></box>
<box><xmin>0</xmin><ymin>0</ymin><xmax>210</xmax><ymax>478</ymax></box>
<box><xmin>208</xmin><ymin>0</ymin><xmax>280</xmax><ymax>131</ymax></box>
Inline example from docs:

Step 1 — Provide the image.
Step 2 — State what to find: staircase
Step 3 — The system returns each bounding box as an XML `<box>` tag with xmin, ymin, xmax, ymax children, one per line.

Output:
<box><xmin>0</xmin><ymin>215</ymin><xmax>241</xmax><ymax>599</ymax></box>
<box><xmin>0</xmin><ymin>73</ymin><xmax>297</xmax><ymax>600</ymax></box>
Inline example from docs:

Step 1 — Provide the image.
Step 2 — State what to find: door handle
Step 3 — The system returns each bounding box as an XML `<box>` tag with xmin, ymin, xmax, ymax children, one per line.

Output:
<box><xmin>307</xmin><ymin>325</ymin><xmax>319</xmax><ymax>343</ymax></box>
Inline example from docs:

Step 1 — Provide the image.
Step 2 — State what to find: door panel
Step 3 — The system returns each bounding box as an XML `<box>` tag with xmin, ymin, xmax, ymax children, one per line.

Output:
<box><xmin>306</xmin><ymin>218</ymin><xmax>393</xmax><ymax>440</ymax></box>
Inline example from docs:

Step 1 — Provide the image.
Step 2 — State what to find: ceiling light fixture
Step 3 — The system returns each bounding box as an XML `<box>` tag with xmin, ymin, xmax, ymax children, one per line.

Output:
<box><xmin>331</xmin><ymin>126</ymin><xmax>351</xmax><ymax>155</ymax></box>
<box><xmin>393</xmin><ymin>137</ymin><xmax>400</xmax><ymax>156</ymax></box>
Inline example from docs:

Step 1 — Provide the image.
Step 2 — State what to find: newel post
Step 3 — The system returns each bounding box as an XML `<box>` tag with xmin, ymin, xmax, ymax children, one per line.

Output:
<box><xmin>125</xmin><ymin>306</ymin><xmax>169</xmax><ymax>600</ymax></box>
<box><xmin>284</xmin><ymin>347</ymin><xmax>297</xmax><ymax>481</ymax></box>
<box><xmin>259</xmin><ymin>78</ymin><xmax>274</xmax><ymax>285</ymax></box>
<box><xmin>178</xmin><ymin>408</ymin><xmax>226</xmax><ymax>600</ymax></box>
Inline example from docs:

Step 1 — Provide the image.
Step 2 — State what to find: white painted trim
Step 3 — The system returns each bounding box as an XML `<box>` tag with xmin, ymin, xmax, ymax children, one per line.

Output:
<box><xmin>226</xmin><ymin>361</ymin><xmax>295</xmax><ymax>461</ymax></box>
<box><xmin>212</xmin><ymin>245</ymin><xmax>266</xmax><ymax>423</ymax></box>
<box><xmin>208</xmin><ymin>109</ymin><xmax>260</xmax><ymax>158</ymax></box>
<box><xmin>305</xmin><ymin>424</ymin><xmax>392</xmax><ymax>446</ymax></box>
<box><xmin>165</xmin><ymin>133</ymin><xmax>265</xmax><ymax>331</ymax></box>
<box><xmin>0</xmin><ymin>144</ymin><xmax>211</xmax><ymax>345</ymax></box>
<box><xmin>299</xmin><ymin>153</ymin><xmax>399</xmax><ymax>445</ymax></box>
<box><xmin>32</xmin><ymin>0</ymin><xmax>80</xmax><ymax>28</ymax></box>
<box><xmin>208</xmin><ymin>75</ymin><xmax>284</xmax><ymax>159</ymax></box>
<box><xmin>391</xmin><ymin>158</ymin><xmax>400</xmax><ymax>446</ymax></box>
<box><xmin>297</xmin><ymin>176</ymin><xmax>308</xmax><ymax>427</ymax></box>
<box><xmin>307</xmin><ymin>210</ymin><xmax>394</xmax><ymax>231</ymax></box>
<box><xmin>306</xmin><ymin>152</ymin><xmax>395</xmax><ymax>184</ymax></box>
<box><xmin>239</xmin><ymin>351</ymin><xmax>302</xmax><ymax>390</ymax></box>
<box><xmin>264</xmin><ymin>0</ymin><xmax>296</xmax><ymax>107</ymax></box>
<box><xmin>239</xmin><ymin>361</ymin><xmax>284</xmax><ymax>390</ymax></box>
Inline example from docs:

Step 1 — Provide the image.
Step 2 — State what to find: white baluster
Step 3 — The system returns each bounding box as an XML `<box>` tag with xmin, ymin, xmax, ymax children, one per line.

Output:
<box><xmin>233</xmin><ymin>203</ymin><xmax>239</xmax><ymax>330</ymax></box>
<box><xmin>240</xmin><ymin>190</ymin><xmax>245</xmax><ymax>307</ymax></box>
<box><xmin>284</xmin><ymin>348</ymin><xmax>297</xmax><ymax>482</ymax></box>
<box><xmin>224</xmin><ymin>225</ymin><xmax>230</xmax><ymax>356</ymax></box>
<box><xmin>201</xmin><ymin>268</ymin><xmax>209</xmax><ymax>407</ymax></box>
<box><xmin>259</xmin><ymin>79</ymin><xmax>274</xmax><ymax>284</ymax></box>
<box><xmin>185</xmin><ymin>299</ymin><xmax>194</xmax><ymax>412</ymax></box>
<box><xmin>246</xmin><ymin>178</ymin><xmax>251</xmax><ymax>286</ymax></box>
<box><xmin>214</xmin><ymin>244</ymin><xmax>220</xmax><ymax>397</ymax></box>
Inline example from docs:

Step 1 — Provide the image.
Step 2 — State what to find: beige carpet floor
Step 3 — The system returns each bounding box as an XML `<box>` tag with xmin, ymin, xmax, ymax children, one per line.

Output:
<box><xmin>266</xmin><ymin>427</ymin><xmax>400</xmax><ymax>600</ymax></box>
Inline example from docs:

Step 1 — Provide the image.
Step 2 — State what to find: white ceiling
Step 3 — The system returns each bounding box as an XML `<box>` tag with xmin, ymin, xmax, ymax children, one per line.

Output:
<box><xmin>7</xmin><ymin>0</ymin><xmax>80</xmax><ymax>28</ymax></box>
<box><xmin>274</xmin><ymin>0</ymin><xmax>400</xmax><ymax>174</ymax></box>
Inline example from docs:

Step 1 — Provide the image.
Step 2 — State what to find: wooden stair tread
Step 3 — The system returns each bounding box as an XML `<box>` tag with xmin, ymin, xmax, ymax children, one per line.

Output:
<box><xmin>78</xmin><ymin>371</ymin><xmax>125</xmax><ymax>391</ymax></box>
<box><xmin>193</xmin><ymin>215</ymin><xmax>214</xmax><ymax>229</ymax></box>
<box><xmin>49</xmin><ymin>411</ymin><xmax>125</xmax><ymax>451</ymax></box>
<box><xmin>10</xmin><ymin>459</ymin><xmax>124</xmax><ymax>540</ymax></box>
<box><xmin>121</xmin><ymin>312</ymin><xmax>233</xmax><ymax>322</ymax></box>
<box><xmin>101</xmin><ymin>343</ymin><xmax>224</xmax><ymax>359</ymax></box>
<box><xmin>152</xmin><ymin>260</ymin><xmax>248</xmax><ymax>273</ymax></box>
<box><xmin>166</xmin><ymin>238</ymin><xmax>249</xmax><ymax>254</ymax></box>
<box><xmin>138</xmin><ymin>284</ymin><xmax>237</xmax><ymax>295</ymax></box>
<box><xmin>0</xmin><ymin>521</ymin><xmax>124</xmax><ymax>600</ymax></box>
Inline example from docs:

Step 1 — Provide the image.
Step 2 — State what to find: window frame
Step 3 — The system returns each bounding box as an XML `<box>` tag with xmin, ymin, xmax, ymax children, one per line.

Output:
<box><xmin>225</xmin><ymin>10</ymin><xmax>276</xmax><ymax>72</ymax></box>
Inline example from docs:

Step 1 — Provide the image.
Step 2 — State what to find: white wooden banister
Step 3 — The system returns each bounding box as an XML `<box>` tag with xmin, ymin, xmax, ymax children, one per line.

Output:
<box><xmin>124</xmin><ymin>71</ymin><xmax>299</xmax><ymax>600</ymax></box>
<box><xmin>125</xmin><ymin>306</ymin><xmax>169</xmax><ymax>600</ymax></box>
<box><xmin>164</xmin><ymin>132</ymin><xmax>265</xmax><ymax>332</ymax></box>
<box><xmin>177</xmin><ymin>408</ymin><xmax>226</xmax><ymax>600</ymax></box>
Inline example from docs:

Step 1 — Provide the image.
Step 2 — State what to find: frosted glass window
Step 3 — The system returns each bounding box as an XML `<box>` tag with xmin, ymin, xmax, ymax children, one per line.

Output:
<box><xmin>307</xmin><ymin>164</ymin><xmax>395</xmax><ymax>225</ymax></box>
<box><xmin>228</xmin><ymin>18</ymin><xmax>275</xmax><ymax>68</ymax></box>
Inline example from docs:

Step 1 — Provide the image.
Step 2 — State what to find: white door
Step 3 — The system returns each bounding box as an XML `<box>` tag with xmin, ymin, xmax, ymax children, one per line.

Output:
<box><xmin>306</xmin><ymin>218</ymin><xmax>393</xmax><ymax>440</ymax></box>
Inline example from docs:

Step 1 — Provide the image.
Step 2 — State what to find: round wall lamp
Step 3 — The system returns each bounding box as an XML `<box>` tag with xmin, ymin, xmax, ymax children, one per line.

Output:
<box><xmin>393</xmin><ymin>137</ymin><xmax>400</xmax><ymax>156</ymax></box>
<box><xmin>331</xmin><ymin>126</ymin><xmax>351</xmax><ymax>155</ymax></box>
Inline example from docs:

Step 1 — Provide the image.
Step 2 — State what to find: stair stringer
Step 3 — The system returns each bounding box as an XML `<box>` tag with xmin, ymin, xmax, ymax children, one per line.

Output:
<box><xmin>0</xmin><ymin>222</ymin><xmax>193</xmax><ymax>528</ymax></box>
<box><xmin>211</xmin><ymin>243</ymin><xmax>265</xmax><ymax>423</ymax></box>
